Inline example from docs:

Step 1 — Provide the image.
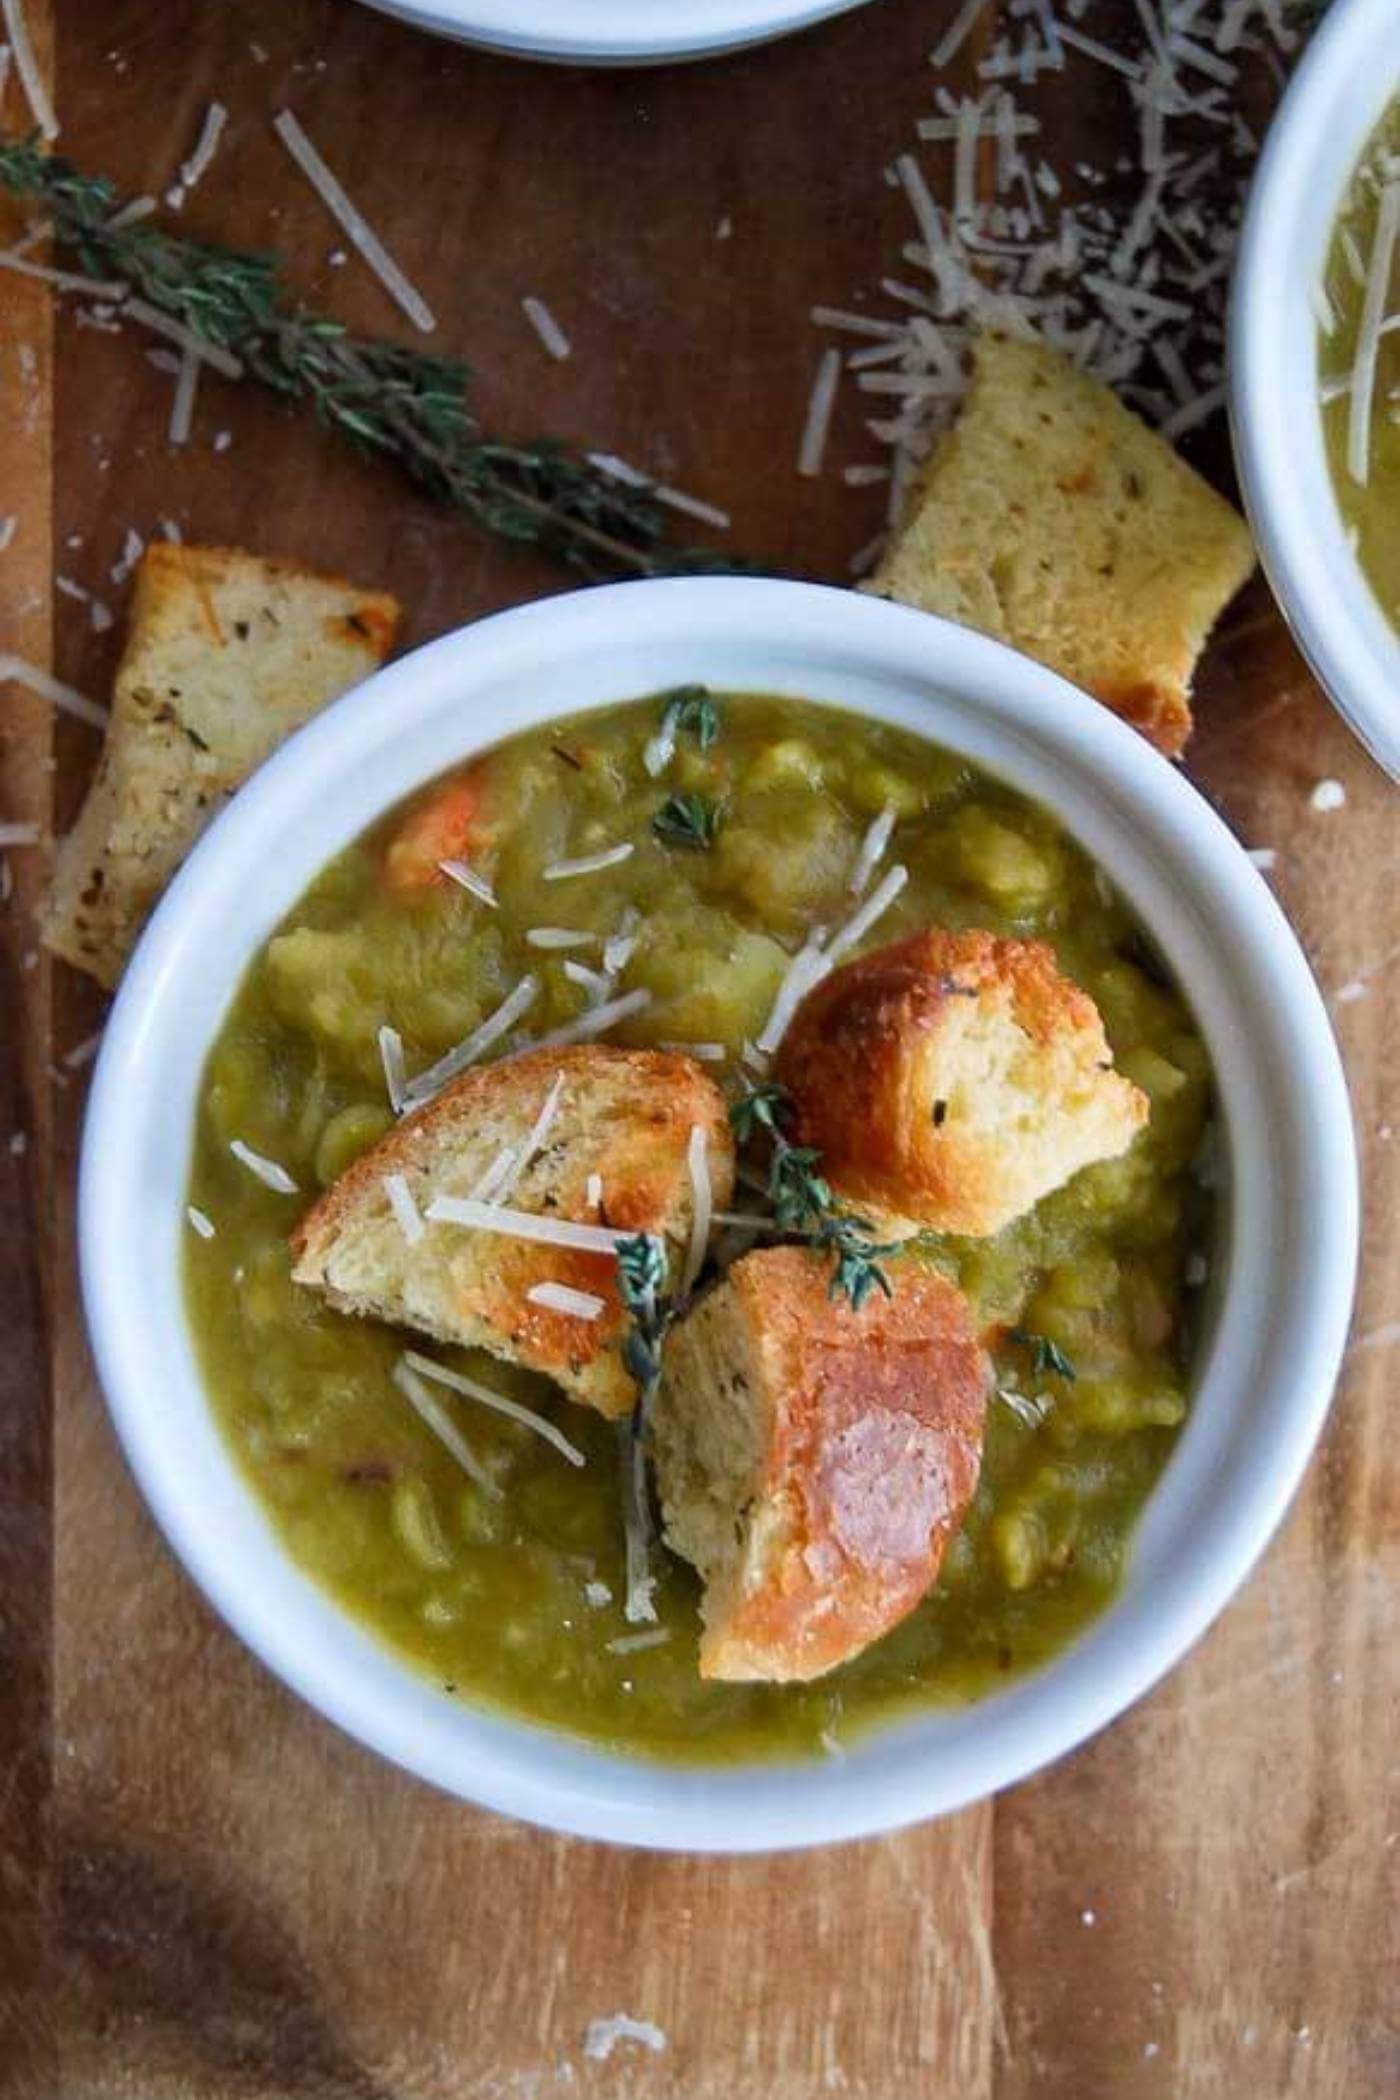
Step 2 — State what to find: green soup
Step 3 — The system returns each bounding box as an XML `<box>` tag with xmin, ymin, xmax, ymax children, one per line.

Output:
<box><xmin>1319</xmin><ymin>95</ymin><xmax>1400</xmax><ymax>629</ymax></box>
<box><xmin>185</xmin><ymin>692</ymin><xmax>1215</xmax><ymax>1761</ymax></box>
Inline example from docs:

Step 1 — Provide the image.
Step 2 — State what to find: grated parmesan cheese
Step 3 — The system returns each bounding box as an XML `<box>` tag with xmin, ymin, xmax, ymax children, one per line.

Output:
<box><xmin>847</xmin><ymin>803</ymin><xmax>897</xmax><ymax>898</ymax></box>
<box><xmin>168</xmin><ymin>102</ymin><xmax>228</xmax><ymax>210</ymax></box>
<box><xmin>585</xmin><ymin>1171</ymin><xmax>604</xmax><ymax>1208</ymax></box>
<box><xmin>527</xmin><ymin>1280</ymin><xmax>607</xmax><ymax>1321</ymax></box>
<box><xmin>383</xmin><ymin>1172</ymin><xmax>424</xmax><ymax>1245</ymax></box>
<box><xmin>681</xmin><ymin>1123</ymin><xmax>712</xmax><ymax>1295</ymax></box>
<box><xmin>404</xmin><ymin>1349</ymin><xmax>587</xmax><ymax>1466</ymax></box>
<box><xmin>0</xmin><ymin>516</ymin><xmax>15</xmax><ymax>552</ymax></box>
<box><xmin>438</xmin><ymin>857</ymin><xmax>497</xmax><ymax>907</ymax></box>
<box><xmin>378</xmin><ymin>1023</ymin><xmax>407</xmax><ymax>1113</ymax></box>
<box><xmin>658</xmin><ymin>1038</ymin><xmax>725</xmax><ymax>1062</ymax></box>
<box><xmin>186</xmin><ymin>1205</ymin><xmax>216</xmax><ymax>1240</ymax></box>
<box><xmin>492</xmin><ymin>1071</ymin><xmax>567</xmax><ymax>1203</ymax></box>
<box><xmin>1309</xmin><ymin>778</ymin><xmax>1346</xmax><ymax>813</ymax></box>
<box><xmin>273</xmin><ymin>110</ymin><xmax>436</xmax><ymax>333</ymax></box>
<box><xmin>526</xmin><ymin>986</ymin><xmax>653</xmax><ymax>1054</ymax></box>
<box><xmin>563</xmin><ymin>957</ymin><xmax>614</xmax><ymax>1002</ymax></box>
<box><xmin>0</xmin><ymin>821</ymin><xmax>39</xmax><ymax>847</ymax></box>
<box><xmin>122</xmin><ymin>298</ymin><xmax>243</xmax><ymax>379</ymax></box>
<box><xmin>401</xmin><ymin>975</ymin><xmax>540</xmax><ymax>1109</ymax></box>
<box><xmin>1346</xmin><ymin>181</ymin><xmax>1399</xmax><ymax>487</ymax></box>
<box><xmin>824</xmin><ymin>862</ymin><xmax>909</xmax><ymax>966</ymax></box>
<box><xmin>525</xmin><ymin>926</ymin><xmax>599</xmax><ymax>951</ymax></box>
<box><xmin>521</xmin><ymin>294</ymin><xmax>571</xmax><ymax>360</ymax></box>
<box><xmin>391</xmin><ymin>1360</ymin><xmax>499</xmax><ymax>1497</ymax></box>
<box><xmin>605</xmin><ymin>1627</ymin><xmax>671</xmax><ymax>1655</ymax></box>
<box><xmin>0</xmin><ymin>653</ymin><xmax>107</xmax><ymax>728</ymax></box>
<box><xmin>423</xmin><ymin>1193</ymin><xmax>633</xmax><ymax>1255</ymax></box>
<box><xmin>543</xmin><ymin>842</ymin><xmax>633</xmax><ymax>881</ymax></box>
<box><xmin>229</xmin><ymin>1139</ymin><xmax>299</xmax><ymax>1194</ymax></box>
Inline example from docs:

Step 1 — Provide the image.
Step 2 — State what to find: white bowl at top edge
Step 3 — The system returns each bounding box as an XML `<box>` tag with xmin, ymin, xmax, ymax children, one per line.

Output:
<box><xmin>350</xmin><ymin>0</ymin><xmax>872</xmax><ymax>65</ymax></box>
<box><xmin>78</xmin><ymin>577</ymin><xmax>1358</xmax><ymax>1853</ymax></box>
<box><xmin>1230</xmin><ymin>0</ymin><xmax>1400</xmax><ymax>781</ymax></box>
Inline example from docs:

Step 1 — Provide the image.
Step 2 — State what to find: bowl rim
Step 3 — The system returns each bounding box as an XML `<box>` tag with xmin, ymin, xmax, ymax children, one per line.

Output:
<box><xmin>1229</xmin><ymin>0</ymin><xmax>1400</xmax><ymax>780</ymax></box>
<box><xmin>78</xmin><ymin>576</ymin><xmax>1358</xmax><ymax>1852</ymax></box>
<box><xmin>353</xmin><ymin>0</ymin><xmax>872</xmax><ymax>63</ymax></box>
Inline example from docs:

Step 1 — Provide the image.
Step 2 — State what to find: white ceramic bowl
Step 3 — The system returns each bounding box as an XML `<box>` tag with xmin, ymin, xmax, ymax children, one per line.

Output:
<box><xmin>354</xmin><ymin>0</ymin><xmax>871</xmax><ymax>65</ymax></box>
<box><xmin>1230</xmin><ymin>0</ymin><xmax>1400</xmax><ymax>780</ymax></box>
<box><xmin>80</xmin><ymin>579</ymin><xmax>1357</xmax><ymax>1852</ymax></box>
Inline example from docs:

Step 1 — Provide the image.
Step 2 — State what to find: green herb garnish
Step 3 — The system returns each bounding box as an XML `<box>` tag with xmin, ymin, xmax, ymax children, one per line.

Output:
<box><xmin>1009</xmin><ymin>1328</ymin><xmax>1077</xmax><ymax>1382</ymax></box>
<box><xmin>0</xmin><ymin>134</ymin><xmax>745</xmax><ymax>581</ymax></box>
<box><xmin>657</xmin><ymin>686</ymin><xmax>720</xmax><ymax>750</ymax></box>
<box><xmin>616</xmin><ymin>1231</ymin><xmax>671</xmax><ymax>1412</ymax></box>
<box><xmin>728</xmin><ymin>1082</ymin><xmax>901</xmax><ymax>1311</ymax></box>
<box><xmin>653</xmin><ymin>792</ymin><xmax>721</xmax><ymax>849</ymax></box>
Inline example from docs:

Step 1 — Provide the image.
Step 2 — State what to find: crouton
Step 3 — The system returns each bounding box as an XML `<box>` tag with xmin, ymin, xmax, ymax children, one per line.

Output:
<box><xmin>653</xmin><ymin>1247</ymin><xmax>988</xmax><ymax>1683</ymax></box>
<box><xmin>42</xmin><ymin>543</ymin><xmax>400</xmax><ymax>987</ymax></box>
<box><xmin>291</xmin><ymin>1046</ymin><xmax>734</xmax><ymax>1418</ymax></box>
<box><xmin>775</xmin><ymin>928</ymin><xmax>1147</xmax><ymax>1239</ymax></box>
<box><xmin>867</xmin><ymin>335</ymin><xmax>1256</xmax><ymax>757</ymax></box>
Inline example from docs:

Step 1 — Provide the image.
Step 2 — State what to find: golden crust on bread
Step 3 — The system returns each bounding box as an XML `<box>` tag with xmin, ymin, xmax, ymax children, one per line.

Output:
<box><xmin>654</xmin><ymin>1247</ymin><xmax>988</xmax><ymax>1683</ymax></box>
<box><xmin>775</xmin><ymin>928</ymin><xmax>1148</xmax><ymax>1239</ymax></box>
<box><xmin>291</xmin><ymin>1045</ymin><xmax>735</xmax><ymax>1418</ymax></box>
<box><xmin>867</xmin><ymin>335</ymin><xmax>1256</xmax><ymax>758</ymax></box>
<box><xmin>42</xmin><ymin>543</ymin><xmax>400</xmax><ymax>987</ymax></box>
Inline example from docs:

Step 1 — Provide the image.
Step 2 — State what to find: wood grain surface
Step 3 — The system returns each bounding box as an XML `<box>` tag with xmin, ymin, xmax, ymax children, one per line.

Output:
<box><xmin>2</xmin><ymin>2</ymin><xmax>1396</xmax><ymax>2095</ymax></box>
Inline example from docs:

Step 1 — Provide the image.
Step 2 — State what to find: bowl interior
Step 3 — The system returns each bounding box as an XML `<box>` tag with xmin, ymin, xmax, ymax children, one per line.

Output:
<box><xmin>79</xmin><ymin>579</ymin><xmax>1357</xmax><ymax>1851</ymax></box>
<box><xmin>1230</xmin><ymin>0</ymin><xmax>1400</xmax><ymax>777</ymax></box>
<box><xmin>353</xmin><ymin>0</ymin><xmax>871</xmax><ymax>63</ymax></box>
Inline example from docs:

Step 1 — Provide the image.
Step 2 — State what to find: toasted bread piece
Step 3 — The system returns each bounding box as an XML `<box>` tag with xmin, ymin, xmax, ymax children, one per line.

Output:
<box><xmin>775</xmin><ymin>928</ymin><xmax>1147</xmax><ymax>1239</ymax></box>
<box><xmin>868</xmin><ymin>335</ymin><xmax>1256</xmax><ymax>757</ymax></box>
<box><xmin>654</xmin><ymin>1247</ymin><xmax>988</xmax><ymax>1683</ymax></box>
<box><xmin>42</xmin><ymin>543</ymin><xmax>399</xmax><ymax>987</ymax></box>
<box><xmin>291</xmin><ymin>1046</ymin><xmax>735</xmax><ymax>1418</ymax></box>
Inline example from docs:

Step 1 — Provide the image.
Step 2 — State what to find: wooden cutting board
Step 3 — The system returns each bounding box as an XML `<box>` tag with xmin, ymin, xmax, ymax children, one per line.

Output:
<box><xmin>2</xmin><ymin>2</ymin><xmax>1396</xmax><ymax>2093</ymax></box>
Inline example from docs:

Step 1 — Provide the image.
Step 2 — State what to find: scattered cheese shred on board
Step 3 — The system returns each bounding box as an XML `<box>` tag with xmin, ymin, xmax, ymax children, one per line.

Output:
<box><xmin>521</xmin><ymin>294</ymin><xmax>571</xmax><ymax>360</ymax></box>
<box><xmin>171</xmin><ymin>101</ymin><xmax>228</xmax><ymax>207</ymax></box>
<box><xmin>0</xmin><ymin>653</ymin><xmax>108</xmax><ymax>728</ymax></box>
<box><xmin>167</xmin><ymin>346</ymin><xmax>200</xmax><ymax>447</ymax></box>
<box><xmin>797</xmin><ymin>347</ymin><xmax>842</xmax><ymax>477</ymax></box>
<box><xmin>229</xmin><ymin>1139</ymin><xmax>299</xmax><ymax>1194</ymax></box>
<box><xmin>273</xmin><ymin>109</ymin><xmax>436</xmax><ymax>333</ymax></box>
<box><xmin>404</xmin><ymin>1350</ymin><xmax>587</xmax><ymax>1467</ymax></box>
<box><xmin>2</xmin><ymin>0</ymin><xmax>57</xmax><ymax>140</ymax></box>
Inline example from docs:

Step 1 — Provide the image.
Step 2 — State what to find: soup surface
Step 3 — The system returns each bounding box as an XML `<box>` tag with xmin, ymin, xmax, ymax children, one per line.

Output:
<box><xmin>186</xmin><ymin>692</ymin><xmax>1215</xmax><ymax>1761</ymax></box>
<box><xmin>1319</xmin><ymin>95</ymin><xmax>1400</xmax><ymax>630</ymax></box>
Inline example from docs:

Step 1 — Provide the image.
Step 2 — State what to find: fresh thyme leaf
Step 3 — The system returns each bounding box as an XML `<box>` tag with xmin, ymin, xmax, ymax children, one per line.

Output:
<box><xmin>653</xmin><ymin>792</ymin><xmax>720</xmax><ymax>850</ymax></box>
<box><xmin>1009</xmin><ymin>1328</ymin><xmax>1077</xmax><ymax>1382</ymax></box>
<box><xmin>658</xmin><ymin>686</ymin><xmax>720</xmax><ymax>751</ymax></box>
<box><xmin>728</xmin><ymin>1082</ymin><xmax>792</xmax><ymax>1145</ymax></box>
<box><xmin>0</xmin><ymin>134</ymin><xmax>751</xmax><ymax>581</ymax></box>
<box><xmin>728</xmin><ymin>1083</ymin><xmax>901</xmax><ymax>1310</ymax></box>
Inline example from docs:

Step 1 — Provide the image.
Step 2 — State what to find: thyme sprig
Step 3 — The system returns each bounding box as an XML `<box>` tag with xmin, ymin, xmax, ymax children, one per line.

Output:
<box><xmin>0</xmin><ymin>134</ymin><xmax>744</xmax><ymax>580</ymax></box>
<box><xmin>657</xmin><ymin>686</ymin><xmax>720</xmax><ymax>751</ymax></box>
<box><xmin>1008</xmin><ymin>1328</ymin><xmax>1077</xmax><ymax>1382</ymax></box>
<box><xmin>728</xmin><ymin>1083</ymin><xmax>901</xmax><ymax>1311</ymax></box>
<box><xmin>614</xmin><ymin>1231</ymin><xmax>671</xmax><ymax>1625</ymax></box>
<box><xmin>653</xmin><ymin>791</ymin><xmax>721</xmax><ymax>850</ymax></box>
